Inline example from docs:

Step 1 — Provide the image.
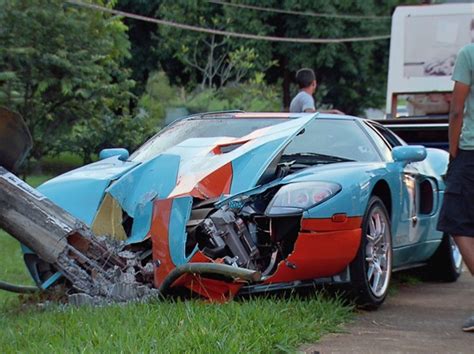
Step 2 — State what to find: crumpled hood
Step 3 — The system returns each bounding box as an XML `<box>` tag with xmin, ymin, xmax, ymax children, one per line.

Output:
<box><xmin>54</xmin><ymin>114</ymin><xmax>316</xmax><ymax>244</ymax></box>
<box><xmin>107</xmin><ymin>114</ymin><xmax>317</xmax><ymax>243</ymax></box>
<box><xmin>38</xmin><ymin>156</ymin><xmax>140</xmax><ymax>225</ymax></box>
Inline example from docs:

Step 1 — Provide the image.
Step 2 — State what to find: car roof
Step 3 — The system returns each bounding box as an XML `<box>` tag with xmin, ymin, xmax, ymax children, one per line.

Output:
<box><xmin>184</xmin><ymin>111</ymin><xmax>360</xmax><ymax>121</ymax></box>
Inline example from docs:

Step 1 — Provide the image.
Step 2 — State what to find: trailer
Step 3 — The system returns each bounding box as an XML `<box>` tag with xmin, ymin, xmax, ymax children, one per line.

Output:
<box><xmin>379</xmin><ymin>2</ymin><xmax>473</xmax><ymax>149</ymax></box>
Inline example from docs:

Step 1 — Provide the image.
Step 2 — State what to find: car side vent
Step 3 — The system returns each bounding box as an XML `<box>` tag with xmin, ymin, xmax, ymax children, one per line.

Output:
<box><xmin>419</xmin><ymin>179</ymin><xmax>434</xmax><ymax>215</ymax></box>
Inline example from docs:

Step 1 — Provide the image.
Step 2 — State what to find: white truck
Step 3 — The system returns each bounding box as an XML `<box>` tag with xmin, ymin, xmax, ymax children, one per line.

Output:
<box><xmin>382</xmin><ymin>2</ymin><xmax>473</xmax><ymax>149</ymax></box>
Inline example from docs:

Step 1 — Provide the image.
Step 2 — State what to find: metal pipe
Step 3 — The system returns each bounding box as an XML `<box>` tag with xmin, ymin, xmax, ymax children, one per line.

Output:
<box><xmin>159</xmin><ymin>263</ymin><xmax>261</xmax><ymax>294</ymax></box>
<box><xmin>0</xmin><ymin>280</ymin><xmax>39</xmax><ymax>294</ymax></box>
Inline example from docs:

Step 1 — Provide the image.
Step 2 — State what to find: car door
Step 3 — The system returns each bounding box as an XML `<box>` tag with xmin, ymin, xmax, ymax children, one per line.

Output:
<box><xmin>364</xmin><ymin>121</ymin><xmax>437</xmax><ymax>265</ymax></box>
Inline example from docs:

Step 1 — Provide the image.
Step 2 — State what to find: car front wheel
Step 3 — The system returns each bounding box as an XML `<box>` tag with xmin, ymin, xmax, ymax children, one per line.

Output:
<box><xmin>350</xmin><ymin>196</ymin><xmax>392</xmax><ymax>309</ymax></box>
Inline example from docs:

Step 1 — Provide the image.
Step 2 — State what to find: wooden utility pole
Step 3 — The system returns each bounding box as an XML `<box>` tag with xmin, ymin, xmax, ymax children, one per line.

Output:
<box><xmin>0</xmin><ymin>167</ymin><xmax>127</xmax><ymax>295</ymax></box>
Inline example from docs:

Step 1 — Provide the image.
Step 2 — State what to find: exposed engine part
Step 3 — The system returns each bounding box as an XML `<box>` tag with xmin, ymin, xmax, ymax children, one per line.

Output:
<box><xmin>275</xmin><ymin>161</ymin><xmax>294</xmax><ymax>179</ymax></box>
<box><xmin>187</xmin><ymin>185</ymin><xmax>303</xmax><ymax>278</ymax></box>
<box><xmin>202</xmin><ymin>208</ymin><xmax>260</xmax><ymax>269</ymax></box>
<box><xmin>159</xmin><ymin>263</ymin><xmax>262</xmax><ymax>295</ymax></box>
<box><xmin>262</xmin><ymin>250</ymin><xmax>279</xmax><ymax>277</ymax></box>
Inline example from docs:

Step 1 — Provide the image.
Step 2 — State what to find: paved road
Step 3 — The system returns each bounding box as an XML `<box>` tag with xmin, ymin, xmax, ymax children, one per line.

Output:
<box><xmin>304</xmin><ymin>271</ymin><xmax>473</xmax><ymax>353</ymax></box>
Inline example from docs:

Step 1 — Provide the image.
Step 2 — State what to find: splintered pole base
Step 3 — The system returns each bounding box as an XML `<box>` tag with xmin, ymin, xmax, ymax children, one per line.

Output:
<box><xmin>0</xmin><ymin>167</ymin><xmax>125</xmax><ymax>295</ymax></box>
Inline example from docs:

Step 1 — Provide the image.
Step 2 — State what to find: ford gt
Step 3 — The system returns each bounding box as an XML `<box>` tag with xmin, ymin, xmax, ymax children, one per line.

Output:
<box><xmin>25</xmin><ymin>112</ymin><xmax>463</xmax><ymax>308</ymax></box>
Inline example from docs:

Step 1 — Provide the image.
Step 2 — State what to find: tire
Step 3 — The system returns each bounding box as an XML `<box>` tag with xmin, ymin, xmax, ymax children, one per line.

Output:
<box><xmin>349</xmin><ymin>196</ymin><xmax>392</xmax><ymax>309</ymax></box>
<box><xmin>423</xmin><ymin>234</ymin><xmax>462</xmax><ymax>282</ymax></box>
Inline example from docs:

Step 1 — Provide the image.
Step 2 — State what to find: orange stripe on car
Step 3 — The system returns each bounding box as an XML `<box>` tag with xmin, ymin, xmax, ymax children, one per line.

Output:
<box><xmin>301</xmin><ymin>216</ymin><xmax>362</xmax><ymax>232</ymax></box>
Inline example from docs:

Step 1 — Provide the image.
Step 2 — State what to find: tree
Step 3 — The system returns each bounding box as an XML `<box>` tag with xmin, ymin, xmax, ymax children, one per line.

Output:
<box><xmin>115</xmin><ymin>0</ymin><xmax>165</xmax><ymax>96</ymax></box>
<box><xmin>0</xmin><ymin>0</ymin><xmax>136</xmax><ymax>163</ymax></box>
<box><xmin>64</xmin><ymin>109</ymin><xmax>153</xmax><ymax>164</ymax></box>
<box><xmin>129</xmin><ymin>0</ymin><xmax>413</xmax><ymax>115</ymax></box>
<box><xmin>156</xmin><ymin>1</ymin><xmax>274</xmax><ymax>90</ymax></box>
<box><xmin>215</xmin><ymin>0</ymin><xmax>400</xmax><ymax>114</ymax></box>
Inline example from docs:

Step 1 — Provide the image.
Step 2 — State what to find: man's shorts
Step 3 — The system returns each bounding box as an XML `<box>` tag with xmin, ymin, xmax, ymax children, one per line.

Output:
<box><xmin>437</xmin><ymin>149</ymin><xmax>474</xmax><ymax>237</ymax></box>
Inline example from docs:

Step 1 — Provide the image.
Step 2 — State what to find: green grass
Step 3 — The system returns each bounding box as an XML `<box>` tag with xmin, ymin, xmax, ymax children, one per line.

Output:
<box><xmin>0</xmin><ymin>289</ymin><xmax>352</xmax><ymax>352</ymax></box>
<box><xmin>0</xmin><ymin>176</ymin><xmax>47</xmax><ymax>304</ymax></box>
<box><xmin>31</xmin><ymin>152</ymin><xmax>89</xmax><ymax>175</ymax></box>
<box><xmin>0</xmin><ymin>231</ymin><xmax>36</xmax><ymax>304</ymax></box>
<box><xmin>0</xmin><ymin>228</ymin><xmax>353</xmax><ymax>352</ymax></box>
<box><xmin>0</xmin><ymin>175</ymin><xmax>353</xmax><ymax>352</ymax></box>
<box><xmin>25</xmin><ymin>174</ymin><xmax>54</xmax><ymax>188</ymax></box>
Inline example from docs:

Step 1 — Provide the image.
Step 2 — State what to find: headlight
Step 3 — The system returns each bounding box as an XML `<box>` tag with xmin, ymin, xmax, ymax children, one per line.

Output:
<box><xmin>265</xmin><ymin>181</ymin><xmax>341</xmax><ymax>217</ymax></box>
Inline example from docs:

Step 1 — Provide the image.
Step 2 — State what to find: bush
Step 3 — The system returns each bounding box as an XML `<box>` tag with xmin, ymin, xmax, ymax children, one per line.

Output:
<box><xmin>138</xmin><ymin>71</ymin><xmax>282</xmax><ymax>128</ymax></box>
<box><xmin>138</xmin><ymin>71</ymin><xmax>181</xmax><ymax>127</ymax></box>
<box><xmin>183</xmin><ymin>73</ymin><xmax>282</xmax><ymax>114</ymax></box>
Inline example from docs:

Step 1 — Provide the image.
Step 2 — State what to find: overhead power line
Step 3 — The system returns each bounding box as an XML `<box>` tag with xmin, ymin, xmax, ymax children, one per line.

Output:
<box><xmin>67</xmin><ymin>0</ymin><xmax>390</xmax><ymax>44</ymax></box>
<box><xmin>207</xmin><ymin>0</ymin><xmax>391</xmax><ymax>21</ymax></box>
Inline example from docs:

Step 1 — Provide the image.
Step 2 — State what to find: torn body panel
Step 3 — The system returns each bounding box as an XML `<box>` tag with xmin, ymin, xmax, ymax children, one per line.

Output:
<box><xmin>85</xmin><ymin>115</ymin><xmax>316</xmax><ymax>249</ymax></box>
<box><xmin>37</xmin><ymin>156</ymin><xmax>140</xmax><ymax>226</ymax></box>
<box><xmin>263</xmin><ymin>218</ymin><xmax>362</xmax><ymax>284</ymax></box>
<box><xmin>149</xmin><ymin>175</ymin><xmax>362</xmax><ymax>299</ymax></box>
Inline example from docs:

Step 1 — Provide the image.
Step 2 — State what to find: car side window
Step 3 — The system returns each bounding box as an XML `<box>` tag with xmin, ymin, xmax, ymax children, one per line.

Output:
<box><xmin>362</xmin><ymin>122</ymin><xmax>394</xmax><ymax>161</ymax></box>
<box><xmin>375</xmin><ymin>125</ymin><xmax>404</xmax><ymax>148</ymax></box>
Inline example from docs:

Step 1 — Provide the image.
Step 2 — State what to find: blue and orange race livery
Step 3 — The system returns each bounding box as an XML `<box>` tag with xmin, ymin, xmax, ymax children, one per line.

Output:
<box><xmin>25</xmin><ymin>112</ymin><xmax>462</xmax><ymax>308</ymax></box>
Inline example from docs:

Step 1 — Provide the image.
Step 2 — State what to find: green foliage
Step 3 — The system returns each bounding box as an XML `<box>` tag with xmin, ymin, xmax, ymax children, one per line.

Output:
<box><xmin>64</xmin><ymin>112</ymin><xmax>152</xmax><ymax>163</ymax></box>
<box><xmin>115</xmin><ymin>0</ymin><xmax>164</xmax><ymax>95</ymax></box>
<box><xmin>184</xmin><ymin>75</ymin><xmax>282</xmax><ymax>113</ymax></box>
<box><xmin>131</xmin><ymin>0</ymin><xmax>411</xmax><ymax>114</ymax></box>
<box><xmin>157</xmin><ymin>0</ymin><xmax>275</xmax><ymax>90</ymax></box>
<box><xmin>138</xmin><ymin>70</ymin><xmax>281</xmax><ymax>126</ymax></box>
<box><xmin>214</xmin><ymin>0</ymin><xmax>400</xmax><ymax>114</ymax></box>
<box><xmin>138</xmin><ymin>71</ymin><xmax>181</xmax><ymax>127</ymax></box>
<box><xmin>0</xmin><ymin>0</ymin><xmax>414</xmax><ymax>165</ymax></box>
<box><xmin>0</xmin><ymin>0</ymin><xmax>137</xmax><ymax>162</ymax></box>
<box><xmin>30</xmin><ymin>152</ymin><xmax>85</xmax><ymax>175</ymax></box>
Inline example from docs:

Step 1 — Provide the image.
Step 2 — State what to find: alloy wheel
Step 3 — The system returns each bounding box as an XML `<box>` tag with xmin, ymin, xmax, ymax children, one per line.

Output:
<box><xmin>449</xmin><ymin>236</ymin><xmax>463</xmax><ymax>271</ymax></box>
<box><xmin>365</xmin><ymin>205</ymin><xmax>392</xmax><ymax>297</ymax></box>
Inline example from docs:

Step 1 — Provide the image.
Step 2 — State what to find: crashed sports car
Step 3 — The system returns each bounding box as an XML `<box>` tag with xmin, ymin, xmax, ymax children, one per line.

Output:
<box><xmin>24</xmin><ymin>112</ymin><xmax>462</xmax><ymax>307</ymax></box>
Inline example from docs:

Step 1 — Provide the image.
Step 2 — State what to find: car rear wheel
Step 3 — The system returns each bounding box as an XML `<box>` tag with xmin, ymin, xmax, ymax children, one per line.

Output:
<box><xmin>350</xmin><ymin>196</ymin><xmax>392</xmax><ymax>309</ymax></box>
<box><xmin>423</xmin><ymin>234</ymin><xmax>462</xmax><ymax>282</ymax></box>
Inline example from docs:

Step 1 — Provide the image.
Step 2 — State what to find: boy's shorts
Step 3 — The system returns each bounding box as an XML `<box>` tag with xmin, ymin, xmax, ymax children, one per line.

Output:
<box><xmin>437</xmin><ymin>149</ymin><xmax>474</xmax><ymax>237</ymax></box>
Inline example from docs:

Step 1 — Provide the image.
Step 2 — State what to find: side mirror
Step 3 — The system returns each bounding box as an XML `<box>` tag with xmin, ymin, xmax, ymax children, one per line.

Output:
<box><xmin>99</xmin><ymin>148</ymin><xmax>129</xmax><ymax>161</ymax></box>
<box><xmin>392</xmin><ymin>145</ymin><xmax>426</xmax><ymax>164</ymax></box>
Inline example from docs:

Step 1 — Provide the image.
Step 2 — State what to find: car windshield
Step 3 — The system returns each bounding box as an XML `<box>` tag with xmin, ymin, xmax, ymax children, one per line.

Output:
<box><xmin>282</xmin><ymin>119</ymin><xmax>381</xmax><ymax>162</ymax></box>
<box><xmin>130</xmin><ymin>117</ymin><xmax>287</xmax><ymax>162</ymax></box>
<box><xmin>130</xmin><ymin>117</ymin><xmax>381</xmax><ymax>163</ymax></box>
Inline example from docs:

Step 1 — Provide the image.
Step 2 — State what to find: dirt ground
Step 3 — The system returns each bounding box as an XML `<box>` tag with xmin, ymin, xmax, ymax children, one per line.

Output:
<box><xmin>303</xmin><ymin>271</ymin><xmax>473</xmax><ymax>353</ymax></box>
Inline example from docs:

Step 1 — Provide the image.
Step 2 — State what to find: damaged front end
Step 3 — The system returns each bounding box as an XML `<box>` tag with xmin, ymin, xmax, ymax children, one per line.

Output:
<box><xmin>0</xmin><ymin>109</ymin><xmax>363</xmax><ymax>304</ymax></box>
<box><xmin>81</xmin><ymin>114</ymin><xmax>328</xmax><ymax>300</ymax></box>
<box><xmin>6</xmin><ymin>112</ymin><xmax>359</xmax><ymax>302</ymax></box>
<box><xmin>157</xmin><ymin>177</ymin><xmax>348</xmax><ymax>300</ymax></box>
<box><xmin>190</xmin><ymin>185</ymin><xmax>303</xmax><ymax>278</ymax></box>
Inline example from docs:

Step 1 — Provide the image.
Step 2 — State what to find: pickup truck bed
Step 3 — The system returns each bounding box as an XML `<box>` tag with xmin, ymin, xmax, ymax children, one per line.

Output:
<box><xmin>378</xmin><ymin>117</ymin><xmax>449</xmax><ymax>150</ymax></box>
